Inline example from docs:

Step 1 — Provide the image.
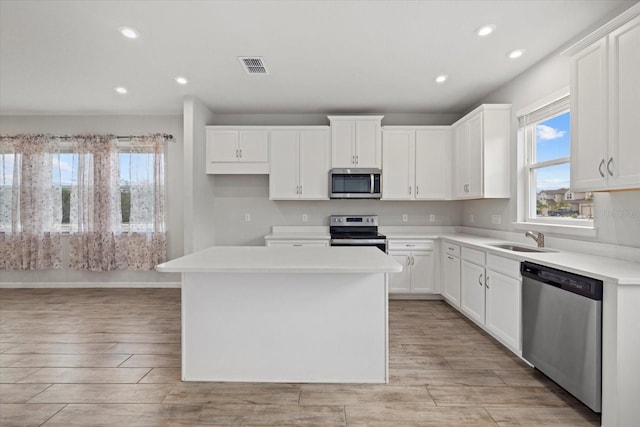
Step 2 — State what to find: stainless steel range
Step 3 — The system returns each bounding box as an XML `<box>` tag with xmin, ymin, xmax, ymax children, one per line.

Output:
<box><xmin>329</xmin><ymin>215</ymin><xmax>387</xmax><ymax>252</ymax></box>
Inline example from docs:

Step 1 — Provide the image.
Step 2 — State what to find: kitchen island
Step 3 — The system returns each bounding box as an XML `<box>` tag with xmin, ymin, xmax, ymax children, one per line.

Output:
<box><xmin>156</xmin><ymin>246</ymin><xmax>402</xmax><ymax>383</ymax></box>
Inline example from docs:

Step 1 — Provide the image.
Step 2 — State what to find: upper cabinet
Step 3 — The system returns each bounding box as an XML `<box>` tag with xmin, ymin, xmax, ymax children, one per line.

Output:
<box><xmin>206</xmin><ymin>127</ymin><xmax>269</xmax><ymax>174</ymax></box>
<box><xmin>452</xmin><ymin>105</ymin><xmax>511</xmax><ymax>200</ymax></box>
<box><xmin>569</xmin><ymin>13</ymin><xmax>640</xmax><ymax>191</ymax></box>
<box><xmin>269</xmin><ymin>127</ymin><xmax>330</xmax><ymax>200</ymax></box>
<box><xmin>382</xmin><ymin>127</ymin><xmax>451</xmax><ymax>200</ymax></box>
<box><xmin>328</xmin><ymin>116</ymin><xmax>383</xmax><ymax>168</ymax></box>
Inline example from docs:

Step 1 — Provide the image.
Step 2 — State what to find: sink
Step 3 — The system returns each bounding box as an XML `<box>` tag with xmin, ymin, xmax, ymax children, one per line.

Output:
<box><xmin>489</xmin><ymin>243</ymin><xmax>557</xmax><ymax>253</ymax></box>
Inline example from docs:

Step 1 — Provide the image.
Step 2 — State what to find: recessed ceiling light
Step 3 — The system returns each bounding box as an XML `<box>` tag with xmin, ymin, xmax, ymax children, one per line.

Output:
<box><xmin>507</xmin><ymin>49</ymin><xmax>525</xmax><ymax>59</ymax></box>
<box><xmin>114</xmin><ymin>86</ymin><xmax>128</xmax><ymax>94</ymax></box>
<box><xmin>435</xmin><ymin>75</ymin><xmax>448</xmax><ymax>83</ymax></box>
<box><xmin>118</xmin><ymin>27</ymin><xmax>139</xmax><ymax>39</ymax></box>
<box><xmin>476</xmin><ymin>24</ymin><xmax>496</xmax><ymax>37</ymax></box>
<box><xmin>175</xmin><ymin>76</ymin><xmax>188</xmax><ymax>85</ymax></box>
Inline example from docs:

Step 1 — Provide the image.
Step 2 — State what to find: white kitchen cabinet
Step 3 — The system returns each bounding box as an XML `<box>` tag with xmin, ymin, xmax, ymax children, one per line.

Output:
<box><xmin>452</xmin><ymin>105</ymin><xmax>511</xmax><ymax>199</ymax></box>
<box><xmin>485</xmin><ymin>269</ymin><xmax>521</xmax><ymax>352</ymax></box>
<box><xmin>382</xmin><ymin>127</ymin><xmax>451</xmax><ymax>200</ymax></box>
<box><xmin>269</xmin><ymin>128</ymin><xmax>330</xmax><ymax>200</ymax></box>
<box><xmin>441</xmin><ymin>242</ymin><xmax>461</xmax><ymax>307</ymax></box>
<box><xmin>570</xmin><ymin>14</ymin><xmax>640</xmax><ymax>191</ymax></box>
<box><xmin>461</xmin><ymin>257</ymin><xmax>486</xmax><ymax>325</ymax></box>
<box><xmin>206</xmin><ymin>127</ymin><xmax>269</xmax><ymax>174</ymax></box>
<box><xmin>388</xmin><ymin>240</ymin><xmax>435</xmax><ymax>295</ymax></box>
<box><xmin>328</xmin><ymin>116</ymin><xmax>383</xmax><ymax>168</ymax></box>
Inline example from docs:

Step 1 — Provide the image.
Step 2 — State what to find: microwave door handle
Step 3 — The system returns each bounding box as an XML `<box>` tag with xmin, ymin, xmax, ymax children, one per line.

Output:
<box><xmin>370</xmin><ymin>174</ymin><xmax>374</xmax><ymax>193</ymax></box>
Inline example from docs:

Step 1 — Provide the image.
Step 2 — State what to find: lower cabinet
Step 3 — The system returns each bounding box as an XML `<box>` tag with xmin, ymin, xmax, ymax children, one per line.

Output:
<box><xmin>441</xmin><ymin>242</ymin><xmax>461</xmax><ymax>307</ymax></box>
<box><xmin>454</xmin><ymin>246</ymin><xmax>522</xmax><ymax>354</ymax></box>
<box><xmin>388</xmin><ymin>240</ymin><xmax>435</xmax><ymax>295</ymax></box>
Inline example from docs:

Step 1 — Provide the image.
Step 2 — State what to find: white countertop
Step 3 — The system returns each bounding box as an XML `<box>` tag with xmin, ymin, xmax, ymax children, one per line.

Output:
<box><xmin>157</xmin><ymin>246</ymin><xmax>403</xmax><ymax>274</ymax></box>
<box><xmin>440</xmin><ymin>234</ymin><xmax>640</xmax><ymax>285</ymax></box>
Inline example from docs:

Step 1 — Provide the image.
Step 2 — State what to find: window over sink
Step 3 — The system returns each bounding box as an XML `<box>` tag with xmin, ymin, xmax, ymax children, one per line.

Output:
<box><xmin>516</xmin><ymin>91</ymin><xmax>595</xmax><ymax>233</ymax></box>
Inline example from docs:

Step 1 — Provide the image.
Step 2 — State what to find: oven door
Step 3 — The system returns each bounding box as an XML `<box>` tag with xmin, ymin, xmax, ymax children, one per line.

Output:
<box><xmin>329</xmin><ymin>169</ymin><xmax>381</xmax><ymax>199</ymax></box>
<box><xmin>330</xmin><ymin>239</ymin><xmax>387</xmax><ymax>252</ymax></box>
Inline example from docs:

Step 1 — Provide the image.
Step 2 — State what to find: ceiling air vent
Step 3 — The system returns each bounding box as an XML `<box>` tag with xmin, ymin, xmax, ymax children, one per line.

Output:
<box><xmin>238</xmin><ymin>57</ymin><xmax>268</xmax><ymax>74</ymax></box>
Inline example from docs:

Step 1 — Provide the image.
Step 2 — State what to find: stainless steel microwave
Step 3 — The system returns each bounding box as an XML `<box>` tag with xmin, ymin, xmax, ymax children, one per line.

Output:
<box><xmin>329</xmin><ymin>168</ymin><xmax>382</xmax><ymax>199</ymax></box>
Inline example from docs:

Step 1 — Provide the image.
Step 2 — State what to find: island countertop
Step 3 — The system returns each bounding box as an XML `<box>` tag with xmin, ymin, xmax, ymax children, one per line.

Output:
<box><xmin>156</xmin><ymin>246</ymin><xmax>403</xmax><ymax>274</ymax></box>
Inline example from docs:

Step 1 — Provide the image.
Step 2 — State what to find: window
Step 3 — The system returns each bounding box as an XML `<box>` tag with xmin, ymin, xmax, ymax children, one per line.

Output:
<box><xmin>519</xmin><ymin>94</ymin><xmax>594</xmax><ymax>228</ymax></box>
<box><xmin>55</xmin><ymin>146</ymin><xmax>155</xmax><ymax>227</ymax></box>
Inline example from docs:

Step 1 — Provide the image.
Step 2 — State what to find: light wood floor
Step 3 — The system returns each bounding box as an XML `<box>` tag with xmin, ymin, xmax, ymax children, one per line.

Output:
<box><xmin>0</xmin><ymin>288</ymin><xmax>600</xmax><ymax>426</ymax></box>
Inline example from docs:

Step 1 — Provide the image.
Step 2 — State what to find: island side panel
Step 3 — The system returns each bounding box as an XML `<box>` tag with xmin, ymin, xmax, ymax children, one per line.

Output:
<box><xmin>181</xmin><ymin>271</ymin><xmax>388</xmax><ymax>383</ymax></box>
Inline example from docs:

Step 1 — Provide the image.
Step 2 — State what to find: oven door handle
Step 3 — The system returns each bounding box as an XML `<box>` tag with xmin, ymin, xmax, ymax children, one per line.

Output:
<box><xmin>370</xmin><ymin>174</ymin><xmax>374</xmax><ymax>194</ymax></box>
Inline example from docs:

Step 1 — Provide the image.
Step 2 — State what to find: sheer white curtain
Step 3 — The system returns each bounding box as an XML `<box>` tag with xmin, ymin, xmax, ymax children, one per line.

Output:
<box><xmin>0</xmin><ymin>135</ymin><xmax>62</xmax><ymax>270</ymax></box>
<box><xmin>68</xmin><ymin>134</ymin><xmax>166</xmax><ymax>271</ymax></box>
<box><xmin>69</xmin><ymin>135</ymin><xmax>122</xmax><ymax>271</ymax></box>
<box><xmin>120</xmin><ymin>134</ymin><xmax>167</xmax><ymax>270</ymax></box>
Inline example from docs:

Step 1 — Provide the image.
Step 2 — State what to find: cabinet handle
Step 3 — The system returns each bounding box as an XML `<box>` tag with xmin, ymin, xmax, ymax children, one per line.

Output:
<box><xmin>448</xmin><ymin>247</ymin><xmax>454</xmax><ymax>251</ymax></box>
<box><xmin>405</xmin><ymin>244</ymin><xmax>415</xmax><ymax>247</ymax></box>
<box><xmin>293</xmin><ymin>244</ymin><xmax>302</xmax><ymax>247</ymax></box>
<box><xmin>409</xmin><ymin>186</ymin><xmax>412</xmax><ymax>195</ymax></box>
<box><xmin>411</xmin><ymin>256</ymin><xmax>415</xmax><ymax>265</ymax></box>
<box><xmin>478</xmin><ymin>273</ymin><xmax>483</xmax><ymax>286</ymax></box>
<box><xmin>407</xmin><ymin>257</ymin><xmax>411</xmax><ymax>265</ymax></box>
<box><xmin>299</xmin><ymin>185</ymin><xmax>302</xmax><ymax>194</ymax></box>
<box><xmin>239</xmin><ymin>149</ymin><xmax>242</xmax><ymax>158</ymax></box>
<box><xmin>235</xmin><ymin>149</ymin><xmax>239</xmax><ymax>158</ymax></box>
<box><xmin>486</xmin><ymin>276</ymin><xmax>490</xmax><ymax>289</ymax></box>
<box><xmin>416</xmin><ymin>185</ymin><xmax>419</xmax><ymax>195</ymax></box>
<box><xmin>352</xmin><ymin>155</ymin><xmax>356</xmax><ymax>165</ymax></box>
<box><xmin>447</xmin><ymin>256</ymin><xmax>453</xmax><ymax>260</ymax></box>
<box><xmin>607</xmin><ymin>157</ymin><xmax>614</xmax><ymax>176</ymax></box>
<box><xmin>355</xmin><ymin>155</ymin><xmax>359</xmax><ymax>165</ymax></box>
<box><xmin>599</xmin><ymin>159</ymin><xmax>605</xmax><ymax>178</ymax></box>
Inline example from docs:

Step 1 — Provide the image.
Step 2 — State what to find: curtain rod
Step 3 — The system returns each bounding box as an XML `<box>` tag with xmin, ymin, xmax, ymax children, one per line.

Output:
<box><xmin>1</xmin><ymin>134</ymin><xmax>175</xmax><ymax>141</ymax></box>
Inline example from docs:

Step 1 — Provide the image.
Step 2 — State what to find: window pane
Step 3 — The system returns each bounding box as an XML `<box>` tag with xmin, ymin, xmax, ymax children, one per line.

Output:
<box><xmin>534</xmin><ymin>111</ymin><xmax>570</xmax><ymax>163</ymax></box>
<box><xmin>119</xmin><ymin>152</ymin><xmax>153</xmax><ymax>226</ymax></box>
<box><xmin>53</xmin><ymin>153</ymin><xmax>75</xmax><ymax>224</ymax></box>
<box><xmin>533</xmin><ymin>163</ymin><xmax>593</xmax><ymax>219</ymax></box>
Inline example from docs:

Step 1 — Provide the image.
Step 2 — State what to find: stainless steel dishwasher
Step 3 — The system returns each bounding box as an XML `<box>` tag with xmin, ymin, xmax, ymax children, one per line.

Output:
<box><xmin>521</xmin><ymin>261</ymin><xmax>603</xmax><ymax>413</ymax></box>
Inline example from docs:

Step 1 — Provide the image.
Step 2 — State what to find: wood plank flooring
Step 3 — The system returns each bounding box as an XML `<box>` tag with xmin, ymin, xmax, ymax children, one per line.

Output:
<box><xmin>0</xmin><ymin>288</ymin><xmax>601</xmax><ymax>426</ymax></box>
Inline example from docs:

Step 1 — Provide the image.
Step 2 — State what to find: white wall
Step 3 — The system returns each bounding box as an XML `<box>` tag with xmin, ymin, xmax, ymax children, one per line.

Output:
<box><xmin>183</xmin><ymin>97</ymin><xmax>216</xmax><ymax>253</ymax></box>
<box><xmin>0</xmin><ymin>115</ymin><xmax>183</xmax><ymax>284</ymax></box>
<box><xmin>462</xmin><ymin>43</ymin><xmax>640</xmax><ymax>248</ymax></box>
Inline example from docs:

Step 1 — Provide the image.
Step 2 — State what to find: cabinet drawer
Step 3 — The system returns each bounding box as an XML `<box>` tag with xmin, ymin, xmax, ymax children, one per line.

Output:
<box><xmin>486</xmin><ymin>254</ymin><xmax>520</xmax><ymax>278</ymax></box>
<box><xmin>443</xmin><ymin>242</ymin><xmax>461</xmax><ymax>257</ymax></box>
<box><xmin>462</xmin><ymin>246</ymin><xmax>485</xmax><ymax>266</ymax></box>
<box><xmin>387</xmin><ymin>240</ymin><xmax>433</xmax><ymax>251</ymax></box>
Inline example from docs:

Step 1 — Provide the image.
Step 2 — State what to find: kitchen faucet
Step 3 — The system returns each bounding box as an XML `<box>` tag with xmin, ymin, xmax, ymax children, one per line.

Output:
<box><xmin>525</xmin><ymin>231</ymin><xmax>545</xmax><ymax>248</ymax></box>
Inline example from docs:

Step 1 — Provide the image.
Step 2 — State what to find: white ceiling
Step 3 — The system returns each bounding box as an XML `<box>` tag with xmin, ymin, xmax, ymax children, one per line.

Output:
<box><xmin>0</xmin><ymin>0</ymin><xmax>636</xmax><ymax>116</ymax></box>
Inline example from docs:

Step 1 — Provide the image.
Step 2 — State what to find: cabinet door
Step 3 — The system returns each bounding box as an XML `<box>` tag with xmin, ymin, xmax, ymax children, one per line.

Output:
<box><xmin>355</xmin><ymin>120</ymin><xmax>381</xmax><ymax>168</ymax></box>
<box><xmin>465</xmin><ymin>113</ymin><xmax>483</xmax><ymax>198</ymax></box>
<box><xmin>269</xmin><ymin>130</ymin><xmax>300</xmax><ymax>200</ymax></box>
<box><xmin>453</xmin><ymin>123</ymin><xmax>469</xmax><ymax>198</ymax></box>
<box><xmin>410</xmin><ymin>251</ymin><xmax>434</xmax><ymax>293</ymax></box>
<box><xmin>331</xmin><ymin>120</ymin><xmax>355</xmax><ymax>167</ymax></box>
<box><xmin>299</xmin><ymin>129</ymin><xmax>330</xmax><ymax>200</ymax></box>
<box><xmin>415</xmin><ymin>129</ymin><xmax>451</xmax><ymax>199</ymax></box>
<box><xmin>238</xmin><ymin>130</ymin><xmax>268</xmax><ymax>162</ymax></box>
<box><xmin>382</xmin><ymin>130</ymin><xmax>414</xmax><ymax>200</ymax></box>
<box><xmin>608</xmin><ymin>16</ymin><xmax>640</xmax><ymax>189</ymax></box>
<box><xmin>207</xmin><ymin>130</ymin><xmax>238</xmax><ymax>162</ymax></box>
<box><xmin>460</xmin><ymin>260</ymin><xmax>485</xmax><ymax>325</ymax></box>
<box><xmin>571</xmin><ymin>38</ymin><xmax>608</xmax><ymax>191</ymax></box>
<box><xmin>485</xmin><ymin>269</ymin><xmax>521</xmax><ymax>353</ymax></box>
<box><xmin>442</xmin><ymin>254</ymin><xmax>461</xmax><ymax>307</ymax></box>
<box><xmin>389</xmin><ymin>252</ymin><xmax>411</xmax><ymax>293</ymax></box>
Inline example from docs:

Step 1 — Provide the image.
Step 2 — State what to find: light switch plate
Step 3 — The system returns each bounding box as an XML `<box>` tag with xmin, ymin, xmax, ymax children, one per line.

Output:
<box><xmin>244</xmin><ymin>213</ymin><xmax>251</xmax><ymax>222</ymax></box>
<box><xmin>492</xmin><ymin>214</ymin><xmax>502</xmax><ymax>225</ymax></box>
<box><xmin>302</xmin><ymin>214</ymin><xmax>308</xmax><ymax>223</ymax></box>
<box><xmin>429</xmin><ymin>214</ymin><xmax>436</xmax><ymax>222</ymax></box>
<box><xmin>402</xmin><ymin>214</ymin><xmax>408</xmax><ymax>222</ymax></box>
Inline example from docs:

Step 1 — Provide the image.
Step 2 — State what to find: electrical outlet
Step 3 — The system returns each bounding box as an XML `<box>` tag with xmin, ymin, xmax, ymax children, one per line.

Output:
<box><xmin>244</xmin><ymin>213</ymin><xmax>251</xmax><ymax>222</ymax></box>
<box><xmin>492</xmin><ymin>214</ymin><xmax>502</xmax><ymax>225</ymax></box>
<box><xmin>302</xmin><ymin>213</ymin><xmax>308</xmax><ymax>223</ymax></box>
<box><xmin>402</xmin><ymin>214</ymin><xmax>408</xmax><ymax>222</ymax></box>
<box><xmin>429</xmin><ymin>214</ymin><xmax>436</xmax><ymax>222</ymax></box>
<box><xmin>469</xmin><ymin>214</ymin><xmax>475</xmax><ymax>223</ymax></box>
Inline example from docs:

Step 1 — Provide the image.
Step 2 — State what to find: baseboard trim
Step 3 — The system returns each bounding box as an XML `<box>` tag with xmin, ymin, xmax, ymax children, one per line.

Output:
<box><xmin>389</xmin><ymin>293</ymin><xmax>444</xmax><ymax>301</ymax></box>
<box><xmin>0</xmin><ymin>282</ymin><xmax>182</xmax><ymax>289</ymax></box>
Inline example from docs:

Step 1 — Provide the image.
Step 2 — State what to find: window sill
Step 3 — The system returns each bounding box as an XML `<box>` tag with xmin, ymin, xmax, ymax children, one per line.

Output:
<box><xmin>512</xmin><ymin>221</ymin><xmax>597</xmax><ymax>238</ymax></box>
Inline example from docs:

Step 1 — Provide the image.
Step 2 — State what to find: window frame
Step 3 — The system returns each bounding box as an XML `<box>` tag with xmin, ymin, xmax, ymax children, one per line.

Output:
<box><xmin>514</xmin><ymin>88</ymin><xmax>596</xmax><ymax>236</ymax></box>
